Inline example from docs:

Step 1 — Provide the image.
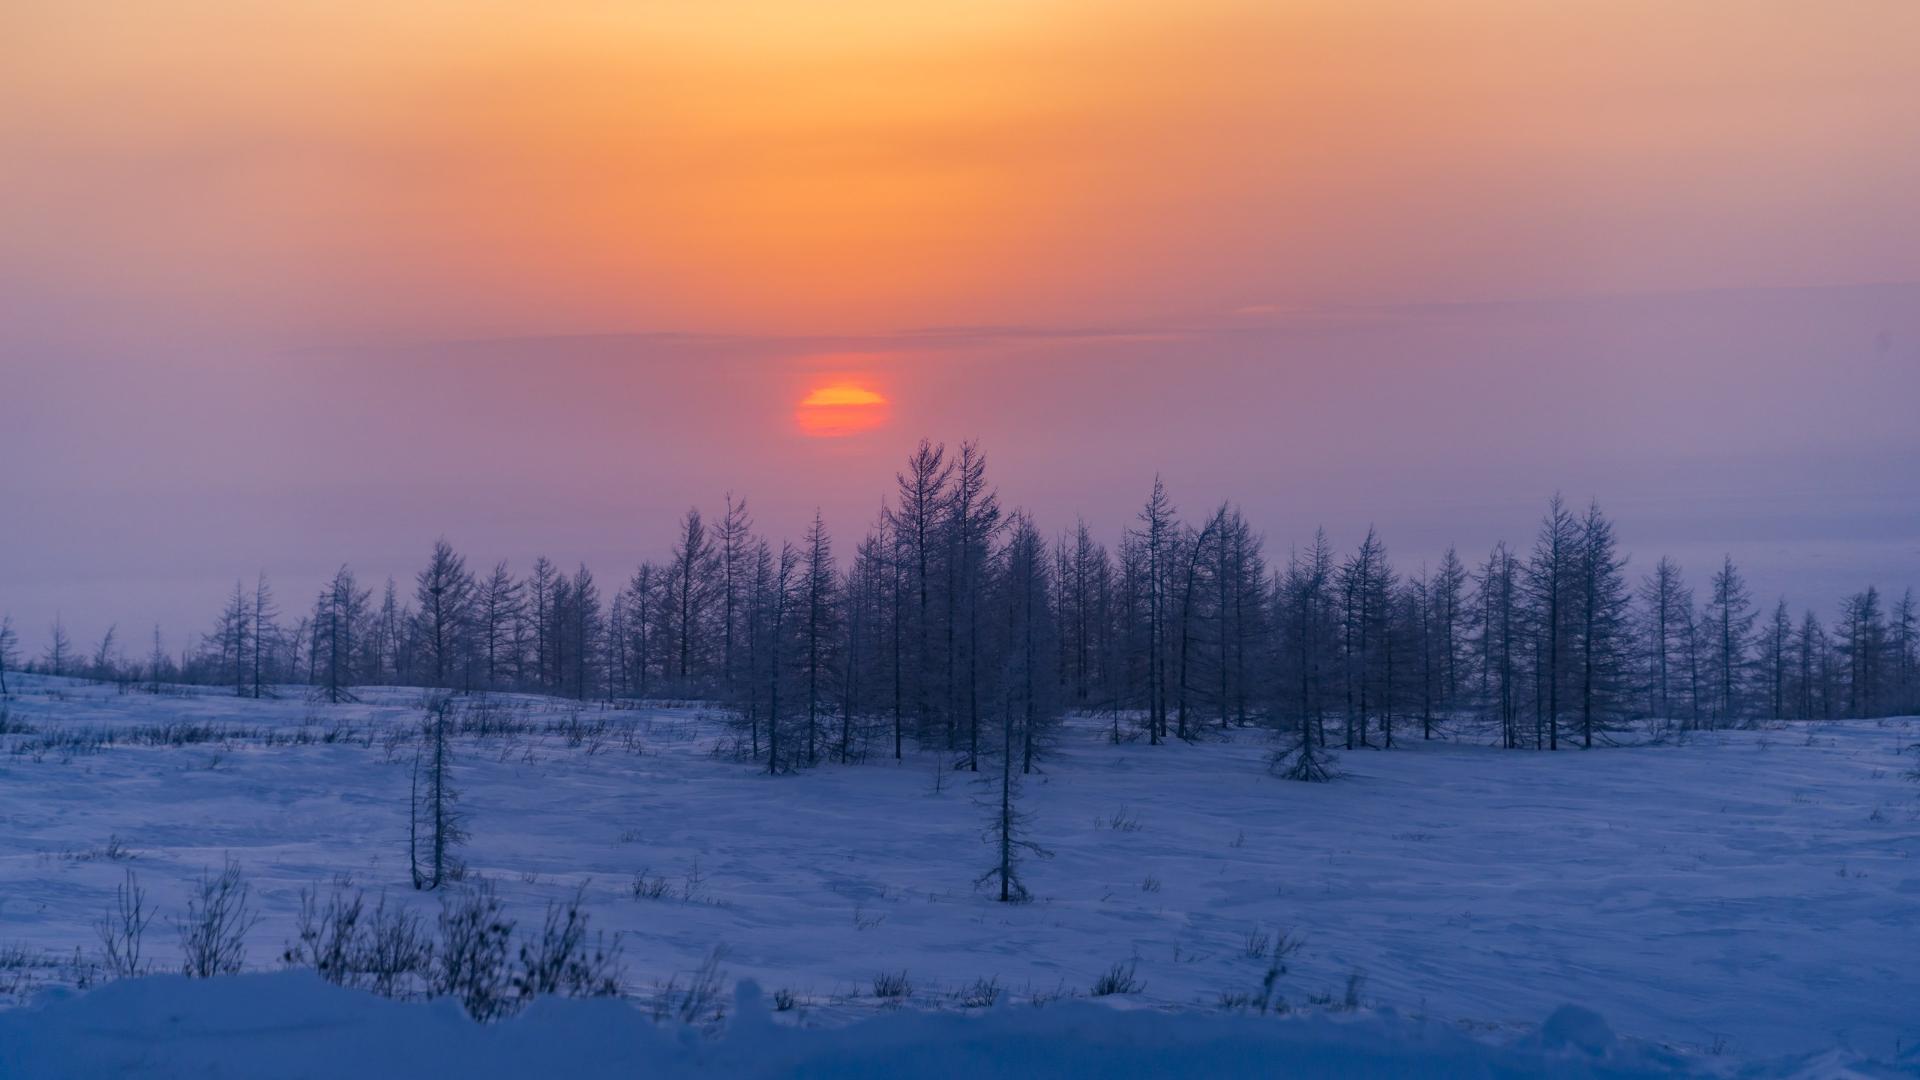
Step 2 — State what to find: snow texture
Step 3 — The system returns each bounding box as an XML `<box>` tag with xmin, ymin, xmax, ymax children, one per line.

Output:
<box><xmin>3</xmin><ymin>970</ymin><xmax>1893</xmax><ymax>1079</ymax></box>
<box><xmin>2</xmin><ymin>675</ymin><xmax>1917</xmax><ymax>1073</ymax></box>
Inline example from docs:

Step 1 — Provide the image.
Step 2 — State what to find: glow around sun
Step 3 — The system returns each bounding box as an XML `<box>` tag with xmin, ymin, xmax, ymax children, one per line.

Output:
<box><xmin>796</xmin><ymin>382</ymin><xmax>891</xmax><ymax>438</ymax></box>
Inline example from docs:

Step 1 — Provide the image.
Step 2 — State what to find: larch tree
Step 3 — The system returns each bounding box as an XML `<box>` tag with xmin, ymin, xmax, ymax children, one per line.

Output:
<box><xmin>90</xmin><ymin>624</ymin><xmax>119</xmax><ymax>681</ymax></box>
<box><xmin>886</xmin><ymin>440</ymin><xmax>951</xmax><ymax>747</ymax></box>
<box><xmin>945</xmin><ymin>440</ymin><xmax>1002</xmax><ymax>770</ymax></box>
<box><xmin>841</xmin><ymin>523</ymin><xmax>887</xmax><ymax>764</ymax></box>
<box><xmin>1132</xmin><ymin>476</ymin><xmax>1176</xmax><ymax>745</ymax></box>
<box><xmin>623</xmin><ymin>563</ymin><xmax>660</xmax><ymax>699</ymax></box>
<box><xmin>800</xmin><ymin>511</ymin><xmax>838</xmax><ymax>767</ymax></box>
<box><xmin>44</xmin><ymin>615</ymin><xmax>72</xmax><ymax>678</ymax></box>
<box><xmin>1704</xmin><ymin>555</ymin><xmax>1756</xmax><ymax>727</ymax></box>
<box><xmin>249</xmin><ymin>573</ymin><xmax>279</xmax><ymax>698</ymax></box>
<box><xmin>412</xmin><ymin>695</ymin><xmax>466</xmax><ymax>890</ymax></box>
<box><xmin>368</xmin><ymin>579</ymin><xmax>401</xmax><ymax>686</ymax></box>
<box><xmin>0</xmin><ymin>613</ymin><xmax>16</xmax><ymax>695</ymax></box>
<box><xmin>1893</xmin><ymin>588</ymin><xmax>1917</xmax><ymax>713</ymax></box>
<box><xmin>477</xmin><ymin>561</ymin><xmax>523</xmax><ymax>691</ymax></box>
<box><xmin>1171</xmin><ymin>509</ymin><xmax>1222</xmax><ymax>741</ymax></box>
<box><xmin>1637</xmin><ymin>557</ymin><xmax>1690</xmax><ymax>724</ymax></box>
<box><xmin>527</xmin><ymin>557</ymin><xmax>557</xmax><ymax>692</ymax></box>
<box><xmin>1763</xmin><ymin>599</ymin><xmax>1793</xmax><ymax>721</ymax></box>
<box><xmin>742</xmin><ymin>539</ymin><xmax>774</xmax><ymax>755</ymax></box>
<box><xmin>1337</xmin><ymin>527</ymin><xmax>1390</xmax><ymax>750</ymax></box>
<box><xmin>668</xmin><ymin>508</ymin><xmax>714</xmax><ymax>685</ymax></box>
<box><xmin>887</xmin><ymin>511</ymin><xmax>909</xmax><ymax>759</ymax></box>
<box><xmin>566</xmin><ymin>564</ymin><xmax>603</xmax><ymax>700</ymax></box>
<box><xmin>1409</xmin><ymin>567</ymin><xmax>1436</xmax><ymax>740</ymax></box>
<box><xmin>415</xmin><ymin>540</ymin><xmax>475</xmax><ymax>691</ymax></box>
<box><xmin>1572</xmin><ymin>500</ymin><xmax>1631</xmax><ymax>749</ymax></box>
<box><xmin>978</xmin><ymin>511</ymin><xmax>1054</xmax><ymax>901</ymax></box>
<box><xmin>1471</xmin><ymin>542</ymin><xmax>1522</xmax><ymax>749</ymax></box>
<box><xmin>146</xmin><ymin>625</ymin><xmax>167</xmax><ymax>693</ymax></box>
<box><xmin>1431</xmin><ymin>546</ymin><xmax>1469</xmax><ymax>719</ymax></box>
<box><xmin>763</xmin><ymin>543</ymin><xmax>799</xmax><ymax>775</ymax></box>
<box><xmin>1836</xmin><ymin>587</ymin><xmax>1886</xmax><ymax>718</ymax></box>
<box><xmin>1524</xmin><ymin>495</ymin><xmax>1580</xmax><ymax>750</ymax></box>
<box><xmin>1795</xmin><ymin>610</ymin><xmax>1827</xmax><ymax>720</ymax></box>
<box><xmin>212</xmin><ymin>581</ymin><xmax>251</xmax><ymax>695</ymax></box>
<box><xmin>1274</xmin><ymin>531</ymin><xmax>1336</xmax><ymax>781</ymax></box>
<box><xmin>716</xmin><ymin>494</ymin><xmax>753</xmax><ymax>697</ymax></box>
<box><xmin>312</xmin><ymin>566</ymin><xmax>368</xmax><ymax>704</ymax></box>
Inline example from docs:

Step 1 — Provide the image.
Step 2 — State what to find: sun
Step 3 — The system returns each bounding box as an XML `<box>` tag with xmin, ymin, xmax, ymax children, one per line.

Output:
<box><xmin>796</xmin><ymin>381</ymin><xmax>891</xmax><ymax>438</ymax></box>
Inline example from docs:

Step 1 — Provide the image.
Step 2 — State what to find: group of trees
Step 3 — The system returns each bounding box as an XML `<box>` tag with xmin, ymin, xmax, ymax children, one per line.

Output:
<box><xmin>6</xmin><ymin>442</ymin><xmax>1918</xmax><ymax>777</ymax></box>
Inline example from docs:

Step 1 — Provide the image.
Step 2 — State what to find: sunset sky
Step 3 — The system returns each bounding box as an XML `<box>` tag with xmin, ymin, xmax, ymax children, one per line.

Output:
<box><xmin>3</xmin><ymin>2</ymin><xmax>1917</xmax><ymax>648</ymax></box>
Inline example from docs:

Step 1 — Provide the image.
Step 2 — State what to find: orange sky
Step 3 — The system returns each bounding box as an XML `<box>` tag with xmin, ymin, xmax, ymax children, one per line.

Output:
<box><xmin>3</xmin><ymin>3</ymin><xmax>1918</xmax><ymax>649</ymax></box>
<box><xmin>5</xmin><ymin>1</ymin><xmax>1917</xmax><ymax>347</ymax></box>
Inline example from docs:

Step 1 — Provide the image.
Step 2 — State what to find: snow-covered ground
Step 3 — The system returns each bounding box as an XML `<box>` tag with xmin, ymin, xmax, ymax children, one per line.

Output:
<box><xmin>0</xmin><ymin>970</ymin><xmax>1791</xmax><ymax>1079</ymax></box>
<box><xmin>2</xmin><ymin>675</ymin><xmax>1916</xmax><ymax>1073</ymax></box>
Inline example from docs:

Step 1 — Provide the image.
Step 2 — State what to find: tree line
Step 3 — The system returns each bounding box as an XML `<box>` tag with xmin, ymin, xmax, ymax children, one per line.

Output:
<box><xmin>4</xmin><ymin>439</ymin><xmax>1916</xmax><ymax>782</ymax></box>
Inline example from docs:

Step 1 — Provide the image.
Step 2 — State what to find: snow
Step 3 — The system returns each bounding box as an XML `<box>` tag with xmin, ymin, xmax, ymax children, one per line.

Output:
<box><xmin>0</xmin><ymin>970</ymin><xmax>1810</xmax><ymax>1079</ymax></box>
<box><xmin>2</xmin><ymin>675</ymin><xmax>1917</xmax><ymax>1072</ymax></box>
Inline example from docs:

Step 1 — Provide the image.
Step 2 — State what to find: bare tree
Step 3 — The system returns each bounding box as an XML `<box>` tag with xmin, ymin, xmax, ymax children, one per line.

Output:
<box><xmin>800</xmin><ymin>511</ymin><xmax>838</xmax><ymax>766</ymax></box>
<box><xmin>412</xmin><ymin>695</ymin><xmax>467</xmax><ymax>889</ymax></box>
<box><xmin>1791</xmin><ymin>610</ymin><xmax>1821</xmax><ymax>720</ymax></box>
<box><xmin>1837</xmin><ymin>586</ymin><xmax>1887</xmax><ymax>718</ymax></box>
<box><xmin>1572</xmin><ymin>500</ymin><xmax>1631</xmax><ymax>749</ymax></box>
<box><xmin>96</xmin><ymin>868</ymin><xmax>154</xmax><ymax>978</ymax></box>
<box><xmin>210</xmin><ymin>581</ymin><xmax>251</xmax><ymax>694</ymax></box>
<box><xmin>979</xmin><ymin>513</ymin><xmax>1054</xmax><ymax>899</ymax></box>
<box><xmin>1337</xmin><ymin>528</ymin><xmax>1390</xmax><ymax>750</ymax></box>
<box><xmin>250</xmin><ymin>573</ymin><xmax>279</xmax><ymax>698</ymax></box>
<box><xmin>145</xmin><ymin>625</ymin><xmax>168</xmax><ymax>692</ymax></box>
<box><xmin>1274</xmin><ymin>531</ymin><xmax>1336</xmax><ymax>781</ymax></box>
<box><xmin>1894</xmin><ymin>588</ymin><xmax>1918</xmax><ymax>714</ymax></box>
<box><xmin>312</xmin><ymin>566</ymin><xmax>369</xmax><ymax>703</ymax></box>
<box><xmin>886</xmin><ymin>440</ymin><xmax>951</xmax><ymax>749</ymax></box>
<box><xmin>1763</xmin><ymin>599</ymin><xmax>1792</xmax><ymax>721</ymax></box>
<box><xmin>667</xmin><ymin>508</ymin><xmax>715</xmax><ymax>685</ymax></box>
<box><xmin>1524</xmin><ymin>495</ymin><xmax>1580</xmax><ymax>750</ymax></box>
<box><xmin>1705</xmin><ymin>554</ymin><xmax>1756</xmax><ymax>726</ymax></box>
<box><xmin>0</xmin><ymin>613</ymin><xmax>16</xmax><ymax>695</ymax></box>
<box><xmin>1132</xmin><ymin>476</ymin><xmax>1176</xmax><ymax>745</ymax></box>
<box><xmin>1471</xmin><ymin>542</ymin><xmax>1522</xmax><ymax>748</ymax></box>
<box><xmin>764</xmin><ymin>543</ymin><xmax>799</xmax><ymax>774</ymax></box>
<box><xmin>179</xmin><ymin>857</ymin><xmax>258</xmax><ymax>977</ymax></box>
<box><xmin>1638</xmin><ymin>556</ymin><xmax>1689</xmax><ymax>724</ymax></box>
<box><xmin>90</xmin><ymin>623</ymin><xmax>119</xmax><ymax>681</ymax></box>
<box><xmin>717</xmin><ymin>494</ymin><xmax>754</xmax><ymax>697</ymax></box>
<box><xmin>44</xmin><ymin>614</ymin><xmax>72</xmax><ymax>677</ymax></box>
<box><xmin>415</xmin><ymin>540</ymin><xmax>475</xmax><ymax>690</ymax></box>
<box><xmin>946</xmin><ymin>440</ymin><xmax>1002</xmax><ymax>768</ymax></box>
<box><xmin>477</xmin><ymin>560</ymin><xmax>523</xmax><ymax>691</ymax></box>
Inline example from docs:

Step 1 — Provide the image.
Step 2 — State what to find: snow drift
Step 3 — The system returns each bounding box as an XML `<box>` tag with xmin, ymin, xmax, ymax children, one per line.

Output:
<box><xmin>0</xmin><ymin>971</ymin><xmax>1898</xmax><ymax>1079</ymax></box>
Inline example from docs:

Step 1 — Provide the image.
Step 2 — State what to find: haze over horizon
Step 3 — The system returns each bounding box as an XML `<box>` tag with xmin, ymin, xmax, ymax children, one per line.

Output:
<box><xmin>3</xmin><ymin>2</ymin><xmax>1917</xmax><ymax>651</ymax></box>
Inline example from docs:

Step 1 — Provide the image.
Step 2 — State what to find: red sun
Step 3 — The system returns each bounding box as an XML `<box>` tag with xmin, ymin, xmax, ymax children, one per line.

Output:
<box><xmin>796</xmin><ymin>382</ymin><xmax>890</xmax><ymax>438</ymax></box>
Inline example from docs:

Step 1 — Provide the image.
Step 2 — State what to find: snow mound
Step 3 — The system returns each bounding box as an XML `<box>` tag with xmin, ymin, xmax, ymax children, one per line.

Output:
<box><xmin>4</xmin><ymin>970</ymin><xmax>1879</xmax><ymax>1079</ymax></box>
<box><xmin>1539</xmin><ymin>1005</ymin><xmax>1618</xmax><ymax>1056</ymax></box>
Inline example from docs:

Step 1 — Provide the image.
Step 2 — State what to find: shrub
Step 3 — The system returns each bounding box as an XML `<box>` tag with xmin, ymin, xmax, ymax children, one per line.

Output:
<box><xmin>178</xmin><ymin>857</ymin><xmax>258</xmax><ymax>978</ymax></box>
<box><xmin>1091</xmin><ymin>960</ymin><xmax>1143</xmax><ymax>997</ymax></box>
<box><xmin>630</xmin><ymin>868</ymin><xmax>672</xmax><ymax>900</ymax></box>
<box><xmin>872</xmin><ymin>969</ymin><xmax>913</xmax><ymax>999</ymax></box>
<box><xmin>432</xmin><ymin>885</ymin><xmax>517</xmax><ymax>1022</ymax></box>
<box><xmin>653</xmin><ymin>946</ymin><xmax>729</xmax><ymax>1025</ymax></box>
<box><xmin>513</xmin><ymin>888</ymin><xmax>624</xmax><ymax>1000</ymax></box>
<box><xmin>959</xmin><ymin>975</ymin><xmax>1001</xmax><ymax>1008</ymax></box>
<box><xmin>96</xmin><ymin>868</ymin><xmax>154</xmax><ymax>978</ymax></box>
